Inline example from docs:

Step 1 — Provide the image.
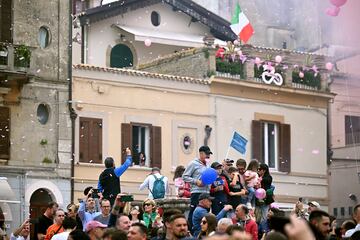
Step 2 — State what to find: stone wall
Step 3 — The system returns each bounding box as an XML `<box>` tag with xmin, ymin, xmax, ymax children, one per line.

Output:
<box><xmin>138</xmin><ymin>48</ymin><xmax>214</xmax><ymax>79</ymax></box>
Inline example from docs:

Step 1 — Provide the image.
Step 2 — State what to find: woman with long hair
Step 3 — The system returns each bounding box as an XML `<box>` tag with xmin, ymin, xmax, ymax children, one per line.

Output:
<box><xmin>197</xmin><ymin>214</ymin><xmax>217</xmax><ymax>239</ymax></box>
<box><xmin>173</xmin><ymin>165</ymin><xmax>191</xmax><ymax>198</ymax></box>
<box><xmin>257</xmin><ymin>163</ymin><xmax>275</xmax><ymax>239</ymax></box>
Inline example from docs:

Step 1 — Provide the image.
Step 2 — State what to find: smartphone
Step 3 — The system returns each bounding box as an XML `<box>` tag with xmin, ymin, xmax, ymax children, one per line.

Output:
<box><xmin>268</xmin><ymin>216</ymin><xmax>291</xmax><ymax>234</ymax></box>
<box><xmin>120</xmin><ymin>195</ymin><xmax>134</xmax><ymax>202</ymax></box>
<box><xmin>91</xmin><ymin>189</ymin><xmax>99</xmax><ymax>198</ymax></box>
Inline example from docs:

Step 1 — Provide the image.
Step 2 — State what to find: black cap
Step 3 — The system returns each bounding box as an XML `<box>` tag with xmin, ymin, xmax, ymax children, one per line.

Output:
<box><xmin>225</xmin><ymin>158</ymin><xmax>234</xmax><ymax>163</ymax></box>
<box><xmin>198</xmin><ymin>193</ymin><xmax>214</xmax><ymax>201</ymax></box>
<box><xmin>211</xmin><ymin>162</ymin><xmax>223</xmax><ymax>169</ymax></box>
<box><xmin>199</xmin><ymin>146</ymin><xmax>213</xmax><ymax>155</ymax></box>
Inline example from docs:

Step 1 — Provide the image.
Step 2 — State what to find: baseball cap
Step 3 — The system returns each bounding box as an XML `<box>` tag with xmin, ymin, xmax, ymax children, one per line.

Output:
<box><xmin>211</xmin><ymin>162</ymin><xmax>223</xmax><ymax>169</ymax></box>
<box><xmin>198</xmin><ymin>193</ymin><xmax>214</xmax><ymax>201</ymax></box>
<box><xmin>86</xmin><ymin>220</ymin><xmax>107</xmax><ymax>232</ymax></box>
<box><xmin>225</xmin><ymin>158</ymin><xmax>234</xmax><ymax>164</ymax></box>
<box><xmin>199</xmin><ymin>146</ymin><xmax>213</xmax><ymax>155</ymax></box>
<box><xmin>308</xmin><ymin>201</ymin><xmax>320</xmax><ymax>208</ymax></box>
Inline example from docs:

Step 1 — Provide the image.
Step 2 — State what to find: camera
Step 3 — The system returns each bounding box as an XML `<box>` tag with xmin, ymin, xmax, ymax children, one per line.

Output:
<box><xmin>91</xmin><ymin>189</ymin><xmax>100</xmax><ymax>198</ymax></box>
<box><xmin>120</xmin><ymin>195</ymin><xmax>134</xmax><ymax>202</ymax></box>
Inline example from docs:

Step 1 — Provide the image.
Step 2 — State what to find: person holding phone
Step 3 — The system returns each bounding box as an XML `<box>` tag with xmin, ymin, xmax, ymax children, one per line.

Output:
<box><xmin>78</xmin><ymin>189</ymin><xmax>102</xmax><ymax>231</ymax></box>
<box><xmin>98</xmin><ymin>147</ymin><xmax>132</xmax><ymax>206</ymax></box>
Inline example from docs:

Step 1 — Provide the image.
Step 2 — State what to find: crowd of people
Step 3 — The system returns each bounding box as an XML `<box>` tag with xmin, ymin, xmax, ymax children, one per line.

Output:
<box><xmin>2</xmin><ymin>146</ymin><xmax>360</xmax><ymax>240</ymax></box>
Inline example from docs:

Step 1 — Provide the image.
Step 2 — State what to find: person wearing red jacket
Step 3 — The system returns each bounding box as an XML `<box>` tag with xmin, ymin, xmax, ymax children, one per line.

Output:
<box><xmin>233</xmin><ymin>204</ymin><xmax>258</xmax><ymax>240</ymax></box>
<box><xmin>210</xmin><ymin>162</ymin><xmax>230</xmax><ymax>215</ymax></box>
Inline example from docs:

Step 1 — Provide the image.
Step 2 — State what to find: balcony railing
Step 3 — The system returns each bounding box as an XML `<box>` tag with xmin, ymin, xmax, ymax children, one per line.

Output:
<box><xmin>345</xmin><ymin>132</ymin><xmax>360</xmax><ymax>146</ymax></box>
<box><xmin>0</xmin><ymin>42</ymin><xmax>32</xmax><ymax>72</ymax></box>
<box><xmin>214</xmin><ymin>45</ymin><xmax>330</xmax><ymax>92</ymax></box>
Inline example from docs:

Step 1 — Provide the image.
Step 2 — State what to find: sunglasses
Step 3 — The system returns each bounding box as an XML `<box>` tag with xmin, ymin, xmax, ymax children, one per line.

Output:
<box><xmin>144</xmin><ymin>203</ymin><xmax>152</xmax><ymax>206</ymax></box>
<box><xmin>201</xmin><ymin>220</ymin><xmax>207</xmax><ymax>225</ymax></box>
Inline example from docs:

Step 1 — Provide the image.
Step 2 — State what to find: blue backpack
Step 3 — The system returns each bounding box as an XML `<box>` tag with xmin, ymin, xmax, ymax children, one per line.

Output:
<box><xmin>150</xmin><ymin>175</ymin><xmax>165</xmax><ymax>199</ymax></box>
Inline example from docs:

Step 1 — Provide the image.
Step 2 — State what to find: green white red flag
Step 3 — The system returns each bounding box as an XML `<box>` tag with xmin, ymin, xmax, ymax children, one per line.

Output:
<box><xmin>230</xmin><ymin>3</ymin><xmax>254</xmax><ymax>43</ymax></box>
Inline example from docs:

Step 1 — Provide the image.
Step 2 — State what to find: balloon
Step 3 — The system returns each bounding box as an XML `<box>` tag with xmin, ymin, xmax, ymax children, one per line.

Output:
<box><xmin>255</xmin><ymin>57</ymin><xmax>261</xmax><ymax>65</ymax></box>
<box><xmin>233</xmin><ymin>40</ymin><xmax>239</xmax><ymax>45</ymax></box>
<box><xmin>255</xmin><ymin>188</ymin><xmax>266</xmax><ymax>200</ymax></box>
<box><xmin>201</xmin><ymin>168</ymin><xmax>217</xmax><ymax>185</ymax></box>
<box><xmin>270</xmin><ymin>202</ymin><xmax>279</xmax><ymax>209</ymax></box>
<box><xmin>330</xmin><ymin>0</ymin><xmax>347</xmax><ymax>7</ymax></box>
<box><xmin>144</xmin><ymin>39</ymin><xmax>152</xmax><ymax>47</ymax></box>
<box><xmin>325</xmin><ymin>62</ymin><xmax>333</xmax><ymax>70</ymax></box>
<box><xmin>275</xmin><ymin>55</ymin><xmax>282</xmax><ymax>63</ymax></box>
<box><xmin>326</xmin><ymin>6</ymin><xmax>340</xmax><ymax>16</ymax></box>
<box><xmin>299</xmin><ymin>72</ymin><xmax>304</xmax><ymax>78</ymax></box>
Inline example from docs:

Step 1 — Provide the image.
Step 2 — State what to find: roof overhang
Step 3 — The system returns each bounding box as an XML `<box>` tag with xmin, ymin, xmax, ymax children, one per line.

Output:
<box><xmin>112</xmin><ymin>24</ymin><xmax>205</xmax><ymax>48</ymax></box>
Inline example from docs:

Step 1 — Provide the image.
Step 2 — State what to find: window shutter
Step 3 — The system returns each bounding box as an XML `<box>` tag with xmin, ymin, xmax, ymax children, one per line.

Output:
<box><xmin>279</xmin><ymin>123</ymin><xmax>291</xmax><ymax>172</ymax></box>
<box><xmin>251</xmin><ymin>120</ymin><xmax>264</xmax><ymax>163</ymax></box>
<box><xmin>150</xmin><ymin>126</ymin><xmax>162</xmax><ymax>169</ymax></box>
<box><xmin>79</xmin><ymin>117</ymin><xmax>102</xmax><ymax>164</ymax></box>
<box><xmin>121</xmin><ymin>123</ymin><xmax>132</xmax><ymax>164</ymax></box>
<box><xmin>0</xmin><ymin>0</ymin><xmax>13</xmax><ymax>43</ymax></box>
<box><xmin>0</xmin><ymin>107</ymin><xmax>10</xmax><ymax>159</ymax></box>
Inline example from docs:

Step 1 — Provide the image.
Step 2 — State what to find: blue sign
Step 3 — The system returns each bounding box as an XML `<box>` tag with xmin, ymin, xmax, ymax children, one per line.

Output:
<box><xmin>230</xmin><ymin>132</ymin><xmax>248</xmax><ymax>154</ymax></box>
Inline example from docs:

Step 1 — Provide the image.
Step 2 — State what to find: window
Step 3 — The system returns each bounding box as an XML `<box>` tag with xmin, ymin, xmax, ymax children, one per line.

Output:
<box><xmin>37</xmin><ymin>103</ymin><xmax>50</xmax><ymax>125</ymax></box>
<box><xmin>345</xmin><ymin>115</ymin><xmax>360</xmax><ymax>145</ymax></box>
<box><xmin>0</xmin><ymin>0</ymin><xmax>12</xmax><ymax>43</ymax></box>
<box><xmin>340</xmin><ymin>207</ymin><xmax>345</xmax><ymax>216</ymax></box>
<box><xmin>110</xmin><ymin>44</ymin><xmax>133</xmax><ymax>68</ymax></box>
<box><xmin>121</xmin><ymin>123</ymin><xmax>161</xmax><ymax>168</ymax></box>
<box><xmin>0</xmin><ymin>107</ymin><xmax>10</xmax><ymax>160</ymax></box>
<box><xmin>349</xmin><ymin>206</ymin><xmax>353</xmax><ymax>216</ymax></box>
<box><xmin>252</xmin><ymin>120</ymin><xmax>291</xmax><ymax>172</ymax></box>
<box><xmin>38</xmin><ymin>26</ymin><xmax>51</xmax><ymax>49</ymax></box>
<box><xmin>333</xmin><ymin>208</ymin><xmax>338</xmax><ymax>217</ymax></box>
<box><xmin>263</xmin><ymin>122</ymin><xmax>278</xmax><ymax>169</ymax></box>
<box><xmin>79</xmin><ymin>117</ymin><xmax>102</xmax><ymax>164</ymax></box>
<box><xmin>151</xmin><ymin>11</ymin><xmax>161</xmax><ymax>27</ymax></box>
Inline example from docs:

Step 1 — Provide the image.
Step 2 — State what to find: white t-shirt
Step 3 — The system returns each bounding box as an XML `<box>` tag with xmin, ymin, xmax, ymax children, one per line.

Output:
<box><xmin>51</xmin><ymin>231</ymin><xmax>70</xmax><ymax>240</ymax></box>
<box><xmin>139</xmin><ymin>173</ymin><xmax>168</xmax><ymax>199</ymax></box>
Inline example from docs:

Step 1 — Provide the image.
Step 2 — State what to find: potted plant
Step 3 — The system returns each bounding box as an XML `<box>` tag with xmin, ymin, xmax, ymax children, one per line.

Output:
<box><xmin>14</xmin><ymin>45</ymin><xmax>31</xmax><ymax>68</ymax></box>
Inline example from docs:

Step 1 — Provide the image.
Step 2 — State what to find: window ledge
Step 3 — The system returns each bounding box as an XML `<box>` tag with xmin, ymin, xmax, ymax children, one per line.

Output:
<box><xmin>129</xmin><ymin>166</ymin><xmax>152</xmax><ymax>171</ymax></box>
<box><xmin>77</xmin><ymin>163</ymin><xmax>153</xmax><ymax>171</ymax></box>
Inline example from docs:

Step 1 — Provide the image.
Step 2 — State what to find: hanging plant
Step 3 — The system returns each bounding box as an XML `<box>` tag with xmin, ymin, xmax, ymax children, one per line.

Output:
<box><xmin>14</xmin><ymin>45</ymin><xmax>31</xmax><ymax>68</ymax></box>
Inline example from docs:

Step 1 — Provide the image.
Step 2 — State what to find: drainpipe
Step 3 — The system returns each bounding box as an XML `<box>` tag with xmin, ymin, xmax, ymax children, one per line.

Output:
<box><xmin>68</xmin><ymin>0</ymin><xmax>77</xmax><ymax>203</ymax></box>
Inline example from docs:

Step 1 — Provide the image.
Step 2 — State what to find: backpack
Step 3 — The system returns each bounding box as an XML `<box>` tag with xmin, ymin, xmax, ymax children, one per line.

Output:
<box><xmin>150</xmin><ymin>175</ymin><xmax>165</xmax><ymax>199</ymax></box>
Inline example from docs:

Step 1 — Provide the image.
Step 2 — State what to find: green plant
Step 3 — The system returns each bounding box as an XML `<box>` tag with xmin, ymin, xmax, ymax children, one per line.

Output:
<box><xmin>42</xmin><ymin>157</ymin><xmax>52</xmax><ymax>164</ymax></box>
<box><xmin>203</xmin><ymin>49</ymin><xmax>210</xmax><ymax>59</ymax></box>
<box><xmin>40</xmin><ymin>139</ymin><xmax>48</xmax><ymax>145</ymax></box>
<box><xmin>292</xmin><ymin>69</ymin><xmax>321</xmax><ymax>89</ymax></box>
<box><xmin>206</xmin><ymin>70</ymin><xmax>216</xmax><ymax>77</ymax></box>
<box><xmin>216</xmin><ymin>58</ymin><xmax>245</xmax><ymax>79</ymax></box>
<box><xmin>14</xmin><ymin>45</ymin><xmax>31</xmax><ymax>68</ymax></box>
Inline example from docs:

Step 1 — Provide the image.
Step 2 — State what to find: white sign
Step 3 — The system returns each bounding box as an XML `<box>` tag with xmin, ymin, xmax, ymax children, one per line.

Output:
<box><xmin>261</xmin><ymin>65</ymin><xmax>283</xmax><ymax>86</ymax></box>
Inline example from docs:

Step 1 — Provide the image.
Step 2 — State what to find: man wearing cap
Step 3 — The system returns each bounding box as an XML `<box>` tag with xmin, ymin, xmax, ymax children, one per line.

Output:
<box><xmin>139</xmin><ymin>167</ymin><xmax>168</xmax><ymax>199</ymax></box>
<box><xmin>308</xmin><ymin>201</ymin><xmax>321</xmax><ymax>214</ymax></box>
<box><xmin>183</xmin><ymin>146</ymin><xmax>213</xmax><ymax>229</ymax></box>
<box><xmin>86</xmin><ymin>220</ymin><xmax>107</xmax><ymax>240</ymax></box>
<box><xmin>192</xmin><ymin>193</ymin><xmax>232</xmax><ymax>237</ymax></box>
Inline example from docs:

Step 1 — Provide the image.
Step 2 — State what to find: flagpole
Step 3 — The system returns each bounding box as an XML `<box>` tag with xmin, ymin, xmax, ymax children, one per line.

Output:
<box><xmin>225</xmin><ymin>131</ymin><xmax>235</xmax><ymax>160</ymax></box>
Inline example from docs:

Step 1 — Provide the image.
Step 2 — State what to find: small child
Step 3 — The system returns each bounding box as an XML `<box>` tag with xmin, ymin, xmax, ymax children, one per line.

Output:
<box><xmin>244</xmin><ymin>159</ymin><xmax>260</xmax><ymax>208</ymax></box>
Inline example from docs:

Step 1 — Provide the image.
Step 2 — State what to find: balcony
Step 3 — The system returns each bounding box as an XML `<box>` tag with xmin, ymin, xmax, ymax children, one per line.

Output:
<box><xmin>0</xmin><ymin>42</ymin><xmax>32</xmax><ymax>72</ymax></box>
<box><xmin>0</xmin><ymin>42</ymin><xmax>32</xmax><ymax>104</ymax></box>
<box><xmin>214</xmin><ymin>44</ymin><xmax>330</xmax><ymax>92</ymax></box>
<box><xmin>345</xmin><ymin>132</ymin><xmax>360</xmax><ymax>146</ymax></box>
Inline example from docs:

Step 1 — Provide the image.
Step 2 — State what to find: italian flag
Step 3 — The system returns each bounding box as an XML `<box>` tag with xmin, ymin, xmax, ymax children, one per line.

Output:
<box><xmin>230</xmin><ymin>3</ymin><xmax>254</xmax><ymax>43</ymax></box>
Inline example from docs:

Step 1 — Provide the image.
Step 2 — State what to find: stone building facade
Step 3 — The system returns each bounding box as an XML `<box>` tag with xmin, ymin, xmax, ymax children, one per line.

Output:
<box><xmin>0</xmin><ymin>0</ymin><xmax>72</xmax><ymax>235</ymax></box>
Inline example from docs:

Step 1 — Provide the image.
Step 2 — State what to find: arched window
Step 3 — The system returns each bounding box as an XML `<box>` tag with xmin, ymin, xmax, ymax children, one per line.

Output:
<box><xmin>110</xmin><ymin>44</ymin><xmax>133</xmax><ymax>68</ymax></box>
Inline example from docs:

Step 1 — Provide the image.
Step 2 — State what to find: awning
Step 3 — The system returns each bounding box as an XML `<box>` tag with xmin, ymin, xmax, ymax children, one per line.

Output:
<box><xmin>112</xmin><ymin>24</ymin><xmax>205</xmax><ymax>48</ymax></box>
<box><xmin>0</xmin><ymin>177</ymin><xmax>18</xmax><ymax>203</ymax></box>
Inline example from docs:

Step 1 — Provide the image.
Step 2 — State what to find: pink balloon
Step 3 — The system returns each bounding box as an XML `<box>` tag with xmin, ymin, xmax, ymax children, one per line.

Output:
<box><xmin>233</xmin><ymin>40</ymin><xmax>239</xmax><ymax>45</ymax></box>
<box><xmin>326</xmin><ymin>62</ymin><xmax>333</xmax><ymax>70</ymax></box>
<box><xmin>330</xmin><ymin>0</ymin><xmax>347</xmax><ymax>7</ymax></box>
<box><xmin>275</xmin><ymin>55</ymin><xmax>282</xmax><ymax>63</ymax></box>
<box><xmin>144</xmin><ymin>39</ymin><xmax>152</xmax><ymax>47</ymax></box>
<box><xmin>326</xmin><ymin>6</ymin><xmax>340</xmax><ymax>16</ymax></box>
<box><xmin>299</xmin><ymin>72</ymin><xmax>304</xmax><ymax>78</ymax></box>
<box><xmin>255</xmin><ymin>57</ymin><xmax>261</xmax><ymax>65</ymax></box>
<box><xmin>255</xmin><ymin>188</ymin><xmax>266</xmax><ymax>200</ymax></box>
